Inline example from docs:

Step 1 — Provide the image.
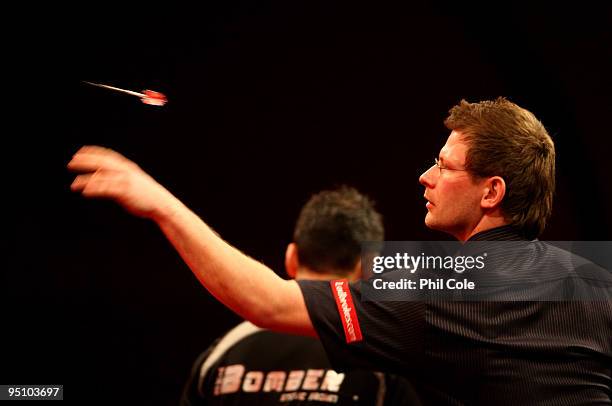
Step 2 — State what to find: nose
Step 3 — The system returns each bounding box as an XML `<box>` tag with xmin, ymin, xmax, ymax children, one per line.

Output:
<box><xmin>419</xmin><ymin>165</ymin><xmax>436</xmax><ymax>188</ymax></box>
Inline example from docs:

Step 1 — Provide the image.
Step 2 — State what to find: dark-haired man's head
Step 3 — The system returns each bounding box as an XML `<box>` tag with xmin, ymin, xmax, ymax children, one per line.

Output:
<box><xmin>285</xmin><ymin>186</ymin><xmax>384</xmax><ymax>281</ymax></box>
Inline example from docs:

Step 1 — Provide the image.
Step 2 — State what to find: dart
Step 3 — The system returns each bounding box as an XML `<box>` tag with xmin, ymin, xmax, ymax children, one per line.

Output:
<box><xmin>83</xmin><ymin>81</ymin><xmax>167</xmax><ymax>106</ymax></box>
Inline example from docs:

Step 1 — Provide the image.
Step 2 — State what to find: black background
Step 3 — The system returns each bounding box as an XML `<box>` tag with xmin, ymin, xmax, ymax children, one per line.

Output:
<box><xmin>5</xmin><ymin>3</ymin><xmax>612</xmax><ymax>404</ymax></box>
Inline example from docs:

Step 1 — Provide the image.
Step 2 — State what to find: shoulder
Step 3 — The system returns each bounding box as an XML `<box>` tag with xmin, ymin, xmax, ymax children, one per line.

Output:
<box><xmin>197</xmin><ymin>321</ymin><xmax>263</xmax><ymax>381</ymax></box>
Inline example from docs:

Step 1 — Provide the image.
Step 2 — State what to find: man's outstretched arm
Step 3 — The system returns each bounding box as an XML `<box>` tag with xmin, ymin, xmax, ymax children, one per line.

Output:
<box><xmin>68</xmin><ymin>146</ymin><xmax>315</xmax><ymax>336</ymax></box>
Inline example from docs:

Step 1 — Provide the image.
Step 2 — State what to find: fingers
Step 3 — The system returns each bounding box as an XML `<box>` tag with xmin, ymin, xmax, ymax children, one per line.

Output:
<box><xmin>70</xmin><ymin>170</ymin><xmax>126</xmax><ymax>199</ymax></box>
<box><xmin>70</xmin><ymin>173</ymin><xmax>93</xmax><ymax>192</ymax></box>
<box><xmin>75</xmin><ymin>145</ymin><xmax>124</xmax><ymax>158</ymax></box>
<box><xmin>68</xmin><ymin>146</ymin><xmax>136</xmax><ymax>173</ymax></box>
<box><xmin>68</xmin><ymin>147</ymin><xmax>166</xmax><ymax>218</ymax></box>
<box><xmin>68</xmin><ymin>153</ymin><xmax>125</xmax><ymax>173</ymax></box>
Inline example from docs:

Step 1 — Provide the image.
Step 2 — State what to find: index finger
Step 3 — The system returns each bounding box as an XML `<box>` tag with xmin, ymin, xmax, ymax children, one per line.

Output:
<box><xmin>74</xmin><ymin>145</ymin><xmax>133</xmax><ymax>162</ymax></box>
<box><xmin>67</xmin><ymin>147</ymin><xmax>133</xmax><ymax>173</ymax></box>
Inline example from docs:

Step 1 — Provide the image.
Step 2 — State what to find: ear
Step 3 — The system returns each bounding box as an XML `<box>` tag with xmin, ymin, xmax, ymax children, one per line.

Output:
<box><xmin>285</xmin><ymin>243</ymin><xmax>299</xmax><ymax>279</ymax></box>
<box><xmin>481</xmin><ymin>176</ymin><xmax>506</xmax><ymax>209</ymax></box>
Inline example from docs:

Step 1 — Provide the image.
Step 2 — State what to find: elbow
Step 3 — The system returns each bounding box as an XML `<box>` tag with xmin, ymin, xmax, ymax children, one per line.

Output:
<box><xmin>242</xmin><ymin>280</ymin><xmax>296</xmax><ymax>331</ymax></box>
<box><xmin>247</xmin><ymin>297</ymin><xmax>284</xmax><ymax>330</ymax></box>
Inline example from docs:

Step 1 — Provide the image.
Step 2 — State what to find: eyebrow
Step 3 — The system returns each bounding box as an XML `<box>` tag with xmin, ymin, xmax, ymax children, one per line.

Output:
<box><xmin>438</xmin><ymin>155</ymin><xmax>461</xmax><ymax>169</ymax></box>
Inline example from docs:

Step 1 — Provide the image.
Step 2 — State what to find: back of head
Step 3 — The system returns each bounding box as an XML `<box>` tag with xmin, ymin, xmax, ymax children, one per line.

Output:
<box><xmin>293</xmin><ymin>186</ymin><xmax>384</xmax><ymax>276</ymax></box>
<box><xmin>444</xmin><ymin>97</ymin><xmax>555</xmax><ymax>239</ymax></box>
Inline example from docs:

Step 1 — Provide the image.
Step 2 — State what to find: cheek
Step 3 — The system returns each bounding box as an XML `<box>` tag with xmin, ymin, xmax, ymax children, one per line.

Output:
<box><xmin>440</xmin><ymin>181</ymin><xmax>464</xmax><ymax>200</ymax></box>
<box><xmin>444</xmin><ymin>182</ymin><xmax>478</xmax><ymax>209</ymax></box>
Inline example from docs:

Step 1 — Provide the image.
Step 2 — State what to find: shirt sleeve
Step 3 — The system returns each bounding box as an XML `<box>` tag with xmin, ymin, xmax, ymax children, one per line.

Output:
<box><xmin>297</xmin><ymin>279</ymin><xmax>426</xmax><ymax>376</ymax></box>
<box><xmin>179</xmin><ymin>339</ymin><xmax>220</xmax><ymax>406</ymax></box>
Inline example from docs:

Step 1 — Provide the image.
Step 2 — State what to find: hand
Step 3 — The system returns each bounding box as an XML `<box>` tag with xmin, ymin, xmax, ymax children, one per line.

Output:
<box><xmin>68</xmin><ymin>146</ymin><xmax>178</xmax><ymax>219</ymax></box>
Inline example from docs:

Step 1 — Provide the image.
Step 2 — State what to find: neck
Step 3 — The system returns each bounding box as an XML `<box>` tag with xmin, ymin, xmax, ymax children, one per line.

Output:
<box><xmin>296</xmin><ymin>267</ymin><xmax>358</xmax><ymax>282</ymax></box>
<box><xmin>455</xmin><ymin>215</ymin><xmax>508</xmax><ymax>242</ymax></box>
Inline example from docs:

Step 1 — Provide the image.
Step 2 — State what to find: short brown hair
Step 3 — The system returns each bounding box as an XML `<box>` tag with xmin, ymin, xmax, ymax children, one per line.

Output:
<box><xmin>293</xmin><ymin>186</ymin><xmax>384</xmax><ymax>274</ymax></box>
<box><xmin>444</xmin><ymin>97</ymin><xmax>555</xmax><ymax>239</ymax></box>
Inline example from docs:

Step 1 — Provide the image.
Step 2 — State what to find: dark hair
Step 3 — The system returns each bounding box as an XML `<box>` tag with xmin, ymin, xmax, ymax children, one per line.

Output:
<box><xmin>293</xmin><ymin>186</ymin><xmax>384</xmax><ymax>274</ymax></box>
<box><xmin>444</xmin><ymin>97</ymin><xmax>555</xmax><ymax>239</ymax></box>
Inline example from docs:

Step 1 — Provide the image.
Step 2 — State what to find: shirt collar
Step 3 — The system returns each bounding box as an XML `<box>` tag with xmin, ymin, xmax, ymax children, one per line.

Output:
<box><xmin>467</xmin><ymin>225</ymin><xmax>529</xmax><ymax>242</ymax></box>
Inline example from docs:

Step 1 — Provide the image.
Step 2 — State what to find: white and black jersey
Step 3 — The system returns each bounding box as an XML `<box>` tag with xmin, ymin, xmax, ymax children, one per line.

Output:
<box><xmin>297</xmin><ymin>226</ymin><xmax>612</xmax><ymax>405</ymax></box>
<box><xmin>181</xmin><ymin>322</ymin><xmax>421</xmax><ymax>405</ymax></box>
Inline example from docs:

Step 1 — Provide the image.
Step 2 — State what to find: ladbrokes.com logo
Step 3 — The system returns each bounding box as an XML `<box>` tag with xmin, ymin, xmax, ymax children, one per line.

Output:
<box><xmin>331</xmin><ymin>280</ymin><xmax>362</xmax><ymax>343</ymax></box>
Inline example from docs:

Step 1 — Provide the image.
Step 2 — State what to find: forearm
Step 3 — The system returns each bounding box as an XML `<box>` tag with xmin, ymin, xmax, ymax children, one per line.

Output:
<box><xmin>68</xmin><ymin>146</ymin><xmax>314</xmax><ymax>335</ymax></box>
<box><xmin>153</xmin><ymin>197</ymin><xmax>314</xmax><ymax>335</ymax></box>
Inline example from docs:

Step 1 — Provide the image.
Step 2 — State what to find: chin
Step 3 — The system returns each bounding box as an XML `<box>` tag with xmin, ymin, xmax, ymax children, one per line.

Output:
<box><xmin>425</xmin><ymin>215</ymin><xmax>449</xmax><ymax>233</ymax></box>
<box><xmin>424</xmin><ymin>215</ymin><xmax>438</xmax><ymax>230</ymax></box>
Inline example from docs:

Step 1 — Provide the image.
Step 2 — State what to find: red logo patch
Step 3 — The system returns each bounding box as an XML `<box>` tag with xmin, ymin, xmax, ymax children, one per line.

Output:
<box><xmin>330</xmin><ymin>280</ymin><xmax>363</xmax><ymax>343</ymax></box>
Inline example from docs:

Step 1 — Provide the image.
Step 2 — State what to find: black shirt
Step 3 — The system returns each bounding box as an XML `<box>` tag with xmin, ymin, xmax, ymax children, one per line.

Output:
<box><xmin>181</xmin><ymin>321</ymin><xmax>421</xmax><ymax>405</ymax></box>
<box><xmin>298</xmin><ymin>226</ymin><xmax>612</xmax><ymax>405</ymax></box>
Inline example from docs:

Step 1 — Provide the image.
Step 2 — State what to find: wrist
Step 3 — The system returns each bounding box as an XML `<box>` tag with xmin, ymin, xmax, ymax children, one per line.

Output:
<box><xmin>150</xmin><ymin>190</ymin><xmax>185</xmax><ymax>223</ymax></box>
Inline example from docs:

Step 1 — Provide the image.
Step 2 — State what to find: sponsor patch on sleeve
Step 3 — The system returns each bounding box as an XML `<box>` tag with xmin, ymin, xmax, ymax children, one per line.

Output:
<box><xmin>330</xmin><ymin>280</ymin><xmax>363</xmax><ymax>343</ymax></box>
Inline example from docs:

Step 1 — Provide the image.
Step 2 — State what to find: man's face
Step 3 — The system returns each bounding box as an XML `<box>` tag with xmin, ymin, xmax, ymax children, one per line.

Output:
<box><xmin>419</xmin><ymin>130</ymin><xmax>486</xmax><ymax>240</ymax></box>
